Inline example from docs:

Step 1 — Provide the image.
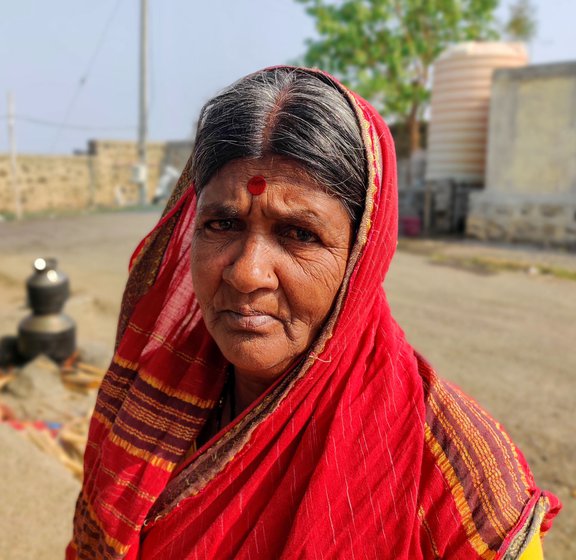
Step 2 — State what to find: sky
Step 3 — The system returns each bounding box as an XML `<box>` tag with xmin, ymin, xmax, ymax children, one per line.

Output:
<box><xmin>1</xmin><ymin>0</ymin><xmax>574</xmax><ymax>155</ymax></box>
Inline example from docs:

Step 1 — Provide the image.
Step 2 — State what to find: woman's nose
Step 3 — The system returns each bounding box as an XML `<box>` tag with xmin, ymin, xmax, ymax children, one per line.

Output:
<box><xmin>222</xmin><ymin>235</ymin><xmax>279</xmax><ymax>293</ymax></box>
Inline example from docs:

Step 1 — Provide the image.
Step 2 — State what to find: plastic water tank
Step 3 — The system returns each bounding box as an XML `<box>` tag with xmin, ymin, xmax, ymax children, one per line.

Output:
<box><xmin>426</xmin><ymin>42</ymin><xmax>528</xmax><ymax>183</ymax></box>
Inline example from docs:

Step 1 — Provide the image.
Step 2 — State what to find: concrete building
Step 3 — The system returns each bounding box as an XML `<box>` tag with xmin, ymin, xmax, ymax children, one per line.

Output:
<box><xmin>421</xmin><ymin>42</ymin><xmax>528</xmax><ymax>234</ymax></box>
<box><xmin>467</xmin><ymin>61</ymin><xmax>576</xmax><ymax>247</ymax></box>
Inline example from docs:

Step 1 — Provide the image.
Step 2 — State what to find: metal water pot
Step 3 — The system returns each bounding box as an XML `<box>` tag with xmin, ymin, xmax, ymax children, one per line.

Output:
<box><xmin>18</xmin><ymin>258</ymin><xmax>76</xmax><ymax>362</ymax></box>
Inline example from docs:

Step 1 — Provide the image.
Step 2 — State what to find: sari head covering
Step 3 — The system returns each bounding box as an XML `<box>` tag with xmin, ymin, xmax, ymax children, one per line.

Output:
<box><xmin>68</xmin><ymin>67</ymin><xmax>559</xmax><ymax>559</ymax></box>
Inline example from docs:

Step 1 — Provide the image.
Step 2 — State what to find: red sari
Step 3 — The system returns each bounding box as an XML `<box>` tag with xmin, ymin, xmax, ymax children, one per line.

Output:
<box><xmin>68</xmin><ymin>68</ymin><xmax>559</xmax><ymax>559</ymax></box>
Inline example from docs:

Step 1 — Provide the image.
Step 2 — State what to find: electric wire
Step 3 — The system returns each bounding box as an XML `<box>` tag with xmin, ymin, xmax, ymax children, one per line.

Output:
<box><xmin>5</xmin><ymin>115</ymin><xmax>135</xmax><ymax>131</ymax></box>
<box><xmin>50</xmin><ymin>0</ymin><xmax>125</xmax><ymax>150</ymax></box>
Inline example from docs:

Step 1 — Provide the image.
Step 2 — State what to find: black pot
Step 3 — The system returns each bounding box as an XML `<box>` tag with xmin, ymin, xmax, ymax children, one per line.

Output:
<box><xmin>18</xmin><ymin>314</ymin><xmax>76</xmax><ymax>362</ymax></box>
<box><xmin>17</xmin><ymin>258</ymin><xmax>76</xmax><ymax>362</ymax></box>
<box><xmin>26</xmin><ymin>257</ymin><xmax>70</xmax><ymax>315</ymax></box>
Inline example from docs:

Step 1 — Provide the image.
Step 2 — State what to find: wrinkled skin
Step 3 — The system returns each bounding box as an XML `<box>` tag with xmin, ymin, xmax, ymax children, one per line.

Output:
<box><xmin>191</xmin><ymin>156</ymin><xmax>352</xmax><ymax>409</ymax></box>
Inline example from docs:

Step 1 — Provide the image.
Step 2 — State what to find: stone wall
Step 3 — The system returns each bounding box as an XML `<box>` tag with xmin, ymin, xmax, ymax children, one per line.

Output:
<box><xmin>467</xmin><ymin>61</ymin><xmax>576</xmax><ymax>247</ymax></box>
<box><xmin>0</xmin><ymin>140</ymin><xmax>193</xmax><ymax>217</ymax></box>
<box><xmin>88</xmin><ymin>140</ymin><xmax>167</xmax><ymax>207</ymax></box>
<box><xmin>0</xmin><ymin>154</ymin><xmax>92</xmax><ymax>214</ymax></box>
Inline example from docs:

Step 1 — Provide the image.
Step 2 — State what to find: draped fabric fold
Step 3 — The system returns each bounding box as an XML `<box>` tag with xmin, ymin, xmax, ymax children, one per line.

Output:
<box><xmin>68</xmin><ymin>68</ymin><xmax>559</xmax><ymax>560</ymax></box>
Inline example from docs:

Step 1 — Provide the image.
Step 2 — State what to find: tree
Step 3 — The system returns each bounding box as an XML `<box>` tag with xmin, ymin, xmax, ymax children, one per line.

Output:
<box><xmin>504</xmin><ymin>0</ymin><xmax>537</xmax><ymax>42</ymax></box>
<box><xmin>296</xmin><ymin>0</ymin><xmax>500</xmax><ymax>154</ymax></box>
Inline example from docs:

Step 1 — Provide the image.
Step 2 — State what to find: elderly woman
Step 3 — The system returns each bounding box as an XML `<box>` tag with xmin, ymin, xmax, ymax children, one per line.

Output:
<box><xmin>69</xmin><ymin>67</ymin><xmax>559</xmax><ymax>559</ymax></box>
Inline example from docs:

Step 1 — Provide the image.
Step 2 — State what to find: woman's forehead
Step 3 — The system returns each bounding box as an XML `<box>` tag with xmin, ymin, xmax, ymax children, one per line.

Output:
<box><xmin>209</xmin><ymin>156</ymin><xmax>318</xmax><ymax>191</ymax></box>
<box><xmin>198</xmin><ymin>157</ymin><xmax>335</xmax><ymax>214</ymax></box>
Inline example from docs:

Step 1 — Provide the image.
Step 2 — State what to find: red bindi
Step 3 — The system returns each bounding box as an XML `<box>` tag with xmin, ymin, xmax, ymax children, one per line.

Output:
<box><xmin>247</xmin><ymin>175</ymin><xmax>267</xmax><ymax>196</ymax></box>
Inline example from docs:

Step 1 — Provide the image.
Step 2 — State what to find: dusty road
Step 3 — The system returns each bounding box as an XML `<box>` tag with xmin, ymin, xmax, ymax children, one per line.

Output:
<box><xmin>0</xmin><ymin>211</ymin><xmax>574</xmax><ymax>558</ymax></box>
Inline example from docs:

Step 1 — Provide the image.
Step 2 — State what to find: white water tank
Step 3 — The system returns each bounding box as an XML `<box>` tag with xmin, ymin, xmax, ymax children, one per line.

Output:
<box><xmin>426</xmin><ymin>42</ymin><xmax>528</xmax><ymax>183</ymax></box>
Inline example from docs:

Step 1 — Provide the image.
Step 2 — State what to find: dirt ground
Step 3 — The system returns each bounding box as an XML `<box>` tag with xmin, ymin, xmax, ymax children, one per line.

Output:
<box><xmin>0</xmin><ymin>210</ymin><xmax>574</xmax><ymax>558</ymax></box>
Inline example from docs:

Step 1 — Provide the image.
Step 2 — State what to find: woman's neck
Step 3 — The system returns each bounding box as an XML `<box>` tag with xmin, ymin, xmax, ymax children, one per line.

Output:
<box><xmin>233</xmin><ymin>370</ymin><xmax>273</xmax><ymax>416</ymax></box>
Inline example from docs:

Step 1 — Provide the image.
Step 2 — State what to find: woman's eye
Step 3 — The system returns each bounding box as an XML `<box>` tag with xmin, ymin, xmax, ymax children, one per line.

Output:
<box><xmin>284</xmin><ymin>227</ymin><xmax>318</xmax><ymax>243</ymax></box>
<box><xmin>206</xmin><ymin>219</ymin><xmax>237</xmax><ymax>232</ymax></box>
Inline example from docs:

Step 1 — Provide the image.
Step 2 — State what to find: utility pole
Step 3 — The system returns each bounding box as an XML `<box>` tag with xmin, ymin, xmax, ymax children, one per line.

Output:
<box><xmin>7</xmin><ymin>92</ymin><xmax>22</xmax><ymax>220</ymax></box>
<box><xmin>137</xmin><ymin>0</ymin><xmax>148</xmax><ymax>205</ymax></box>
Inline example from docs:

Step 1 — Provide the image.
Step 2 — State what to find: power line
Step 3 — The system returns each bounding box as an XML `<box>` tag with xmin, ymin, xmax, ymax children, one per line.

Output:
<box><xmin>6</xmin><ymin>114</ymin><xmax>135</xmax><ymax>131</ymax></box>
<box><xmin>50</xmin><ymin>0</ymin><xmax>125</xmax><ymax>150</ymax></box>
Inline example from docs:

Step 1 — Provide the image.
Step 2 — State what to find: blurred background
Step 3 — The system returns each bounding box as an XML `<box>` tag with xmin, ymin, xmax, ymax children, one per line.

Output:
<box><xmin>0</xmin><ymin>1</ymin><xmax>574</xmax><ymax>558</ymax></box>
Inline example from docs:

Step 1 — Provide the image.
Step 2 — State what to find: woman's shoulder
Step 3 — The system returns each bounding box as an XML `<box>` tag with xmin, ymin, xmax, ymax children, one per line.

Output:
<box><xmin>414</xmin><ymin>354</ymin><xmax>557</xmax><ymax>559</ymax></box>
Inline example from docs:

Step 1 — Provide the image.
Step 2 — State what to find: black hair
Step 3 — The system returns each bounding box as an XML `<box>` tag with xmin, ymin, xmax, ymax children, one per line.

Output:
<box><xmin>191</xmin><ymin>67</ymin><xmax>367</xmax><ymax>224</ymax></box>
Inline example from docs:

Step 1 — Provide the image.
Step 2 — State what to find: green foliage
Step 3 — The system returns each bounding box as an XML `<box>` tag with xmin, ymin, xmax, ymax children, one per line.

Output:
<box><xmin>504</xmin><ymin>0</ymin><xmax>537</xmax><ymax>41</ymax></box>
<box><xmin>296</xmin><ymin>0</ymin><xmax>501</xmax><ymax>150</ymax></box>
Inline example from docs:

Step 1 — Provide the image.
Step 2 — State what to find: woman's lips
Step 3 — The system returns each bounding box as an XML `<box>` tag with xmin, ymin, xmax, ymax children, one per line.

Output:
<box><xmin>219</xmin><ymin>310</ymin><xmax>278</xmax><ymax>331</ymax></box>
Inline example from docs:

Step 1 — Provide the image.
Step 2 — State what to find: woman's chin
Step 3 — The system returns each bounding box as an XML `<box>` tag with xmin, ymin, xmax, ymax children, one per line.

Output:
<box><xmin>219</xmin><ymin>339</ymin><xmax>297</xmax><ymax>382</ymax></box>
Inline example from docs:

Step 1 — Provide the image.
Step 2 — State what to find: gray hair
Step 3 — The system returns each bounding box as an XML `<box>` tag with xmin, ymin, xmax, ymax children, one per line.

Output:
<box><xmin>191</xmin><ymin>68</ymin><xmax>367</xmax><ymax>224</ymax></box>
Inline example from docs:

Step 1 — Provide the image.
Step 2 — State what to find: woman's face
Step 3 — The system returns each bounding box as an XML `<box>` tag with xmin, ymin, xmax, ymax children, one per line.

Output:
<box><xmin>191</xmin><ymin>156</ymin><xmax>353</xmax><ymax>386</ymax></box>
